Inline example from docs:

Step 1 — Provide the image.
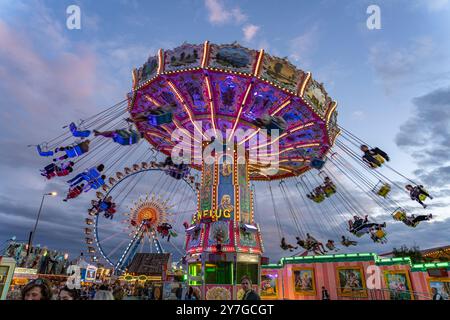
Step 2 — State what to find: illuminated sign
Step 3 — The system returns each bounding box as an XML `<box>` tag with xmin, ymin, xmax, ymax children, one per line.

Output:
<box><xmin>14</xmin><ymin>268</ymin><xmax>38</xmax><ymax>275</ymax></box>
<box><xmin>192</xmin><ymin>209</ymin><xmax>232</xmax><ymax>223</ymax></box>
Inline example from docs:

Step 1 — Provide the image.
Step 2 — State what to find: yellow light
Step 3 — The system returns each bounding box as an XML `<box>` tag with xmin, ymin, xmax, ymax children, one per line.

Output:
<box><xmin>299</xmin><ymin>72</ymin><xmax>311</xmax><ymax>97</ymax></box>
<box><xmin>50</xmin><ymin>192</ymin><xmax>57</xmax><ymax>196</ymax></box>
<box><xmin>270</xmin><ymin>99</ymin><xmax>291</xmax><ymax>116</ymax></box>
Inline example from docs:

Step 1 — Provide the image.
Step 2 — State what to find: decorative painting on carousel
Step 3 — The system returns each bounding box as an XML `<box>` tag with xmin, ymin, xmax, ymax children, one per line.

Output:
<box><xmin>209</xmin><ymin>72</ymin><xmax>250</xmax><ymax>116</ymax></box>
<box><xmin>239</xmin><ymin>186</ymin><xmax>251</xmax><ymax>224</ymax></box>
<box><xmin>205</xmin><ymin>285</ymin><xmax>233</xmax><ymax>300</ymax></box>
<box><xmin>260</xmin><ymin>53</ymin><xmax>306</xmax><ymax>93</ymax></box>
<box><xmin>303</xmin><ymin>78</ymin><xmax>332</xmax><ymax>118</ymax></box>
<box><xmin>261</xmin><ymin>273</ymin><xmax>278</xmax><ymax>299</ymax></box>
<box><xmin>237</xmin><ymin>157</ymin><xmax>247</xmax><ymax>186</ymax></box>
<box><xmin>207</xmin><ymin>221</ymin><xmax>231</xmax><ymax>247</ymax></box>
<box><xmin>167</xmin><ymin>72</ymin><xmax>208</xmax><ymax>114</ymax></box>
<box><xmin>164</xmin><ymin>43</ymin><xmax>203</xmax><ymax>72</ymax></box>
<box><xmin>134</xmin><ymin>55</ymin><xmax>159</xmax><ymax>86</ymax></box>
<box><xmin>219</xmin><ymin>158</ymin><xmax>233</xmax><ymax>185</ymax></box>
<box><xmin>245</xmin><ymin>81</ymin><xmax>290</xmax><ymax>118</ymax></box>
<box><xmin>200</xmin><ymin>163</ymin><xmax>214</xmax><ymax>211</ymax></box>
<box><xmin>186</xmin><ymin>225</ymin><xmax>203</xmax><ymax>251</ymax></box>
<box><xmin>209</xmin><ymin>44</ymin><xmax>257</xmax><ymax>74</ymax></box>
<box><xmin>217</xmin><ymin>181</ymin><xmax>235</xmax><ymax>220</ymax></box>
<box><xmin>293</xmin><ymin>268</ymin><xmax>316</xmax><ymax>296</ymax></box>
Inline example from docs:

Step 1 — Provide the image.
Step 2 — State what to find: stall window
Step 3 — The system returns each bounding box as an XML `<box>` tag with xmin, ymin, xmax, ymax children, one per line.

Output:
<box><xmin>237</xmin><ymin>263</ymin><xmax>258</xmax><ymax>284</ymax></box>
<box><xmin>205</xmin><ymin>261</ymin><xmax>233</xmax><ymax>284</ymax></box>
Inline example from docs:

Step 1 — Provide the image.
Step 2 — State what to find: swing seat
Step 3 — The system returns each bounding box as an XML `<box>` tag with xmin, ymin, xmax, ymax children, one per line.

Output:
<box><xmin>313</xmin><ymin>194</ymin><xmax>325</xmax><ymax>203</ymax></box>
<box><xmin>393</xmin><ymin>210</ymin><xmax>406</xmax><ymax>221</ymax></box>
<box><xmin>69</xmin><ymin>122</ymin><xmax>91</xmax><ymax>138</ymax></box>
<box><xmin>377</xmin><ymin>184</ymin><xmax>391</xmax><ymax>197</ymax></box>
<box><xmin>375</xmin><ymin>229</ymin><xmax>386</xmax><ymax>238</ymax></box>
<box><xmin>373</xmin><ymin>154</ymin><xmax>385</xmax><ymax>165</ymax></box>
<box><xmin>418</xmin><ymin>193</ymin><xmax>428</xmax><ymax>202</ymax></box>
<box><xmin>114</xmin><ymin>130</ymin><xmax>140</xmax><ymax>145</ymax></box>
<box><xmin>148</xmin><ymin>109</ymin><xmax>173</xmax><ymax>126</ymax></box>
<box><xmin>37</xmin><ymin>145</ymin><xmax>54</xmax><ymax>157</ymax></box>
<box><xmin>310</xmin><ymin>158</ymin><xmax>326</xmax><ymax>170</ymax></box>
<box><xmin>323</xmin><ymin>186</ymin><xmax>336</xmax><ymax>197</ymax></box>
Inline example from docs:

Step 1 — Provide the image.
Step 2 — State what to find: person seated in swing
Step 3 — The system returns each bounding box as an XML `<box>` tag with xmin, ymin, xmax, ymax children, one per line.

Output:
<box><xmin>360</xmin><ymin>145</ymin><xmax>389</xmax><ymax>168</ymax></box>
<box><xmin>40</xmin><ymin>161</ymin><xmax>75</xmax><ymax>179</ymax></box>
<box><xmin>69</xmin><ymin>122</ymin><xmax>91</xmax><ymax>138</ymax></box>
<box><xmin>52</xmin><ymin>140</ymin><xmax>91</xmax><ymax>161</ymax></box>
<box><xmin>306</xmin><ymin>233</ymin><xmax>328</xmax><ymax>254</ymax></box>
<box><xmin>295</xmin><ymin>237</ymin><xmax>312</xmax><ymax>251</ymax></box>
<box><xmin>307</xmin><ymin>186</ymin><xmax>326</xmax><ymax>203</ymax></box>
<box><xmin>369</xmin><ymin>226</ymin><xmax>387</xmax><ymax>244</ymax></box>
<box><xmin>349</xmin><ymin>215</ymin><xmax>386</xmax><ymax>234</ymax></box>
<box><xmin>326</xmin><ymin>240</ymin><xmax>339</xmax><ymax>251</ymax></box>
<box><xmin>93</xmin><ymin>128</ymin><xmax>143</xmax><ymax>146</ymax></box>
<box><xmin>127</xmin><ymin>103</ymin><xmax>176</xmax><ymax>126</ymax></box>
<box><xmin>348</xmin><ymin>215</ymin><xmax>368</xmax><ymax>231</ymax></box>
<box><xmin>280</xmin><ymin>237</ymin><xmax>297</xmax><ymax>252</ymax></box>
<box><xmin>402</xmin><ymin>213</ymin><xmax>433</xmax><ymax>227</ymax></box>
<box><xmin>341</xmin><ymin>236</ymin><xmax>358</xmax><ymax>247</ymax></box>
<box><xmin>322</xmin><ymin>177</ymin><xmax>336</xmax><ymax>196</ymax></box>
<box><xmin>405</xmin><ymin>184</ymin><xmax>433</xmax><ymax>208</ymax></box>
<box><xmin>67</xmin><ymin>164</ymin><xmax>105</xmax><ymax>187</ymax></box>
<box><xmin>63</xmin><ymin>184</ymin><xmax>85</xmax><ymax>202</ymax></box>
<box><xmin>158</xmin><ymin>223</ymin><xmax>173</xmax><ymax>241</ymax></box>
<box><xmin>83</xmin><ymin>175</ymin><xmax>106</xmax><ymax>192</ymax></box>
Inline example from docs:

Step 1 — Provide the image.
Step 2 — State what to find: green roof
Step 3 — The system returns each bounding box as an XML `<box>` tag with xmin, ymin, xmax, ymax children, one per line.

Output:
<box><xmin>260</xmin><ymin>253</ymin><xmax>450</xmax><ymax>272</ymax></box>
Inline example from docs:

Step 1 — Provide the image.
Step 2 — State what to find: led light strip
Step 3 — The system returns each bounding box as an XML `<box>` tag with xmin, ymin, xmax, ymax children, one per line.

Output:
<box><xmin>228</xmin><ymin>83</ymin><xmax>253</xmax><ymax>142</ymax></box>
<box><xmin>204</xmin><ymin>75</ymin><xmax>217</xmax><ymax>137</ymax></box>
<box><xmin>167</xmin><ymin>80</ymin><xmax>206</xmax><ymax>140</ymax></box>
<box><xmin>270</xmin><ymin>98</ymin><xmax>291</xmax><ymax>116</ymax></box>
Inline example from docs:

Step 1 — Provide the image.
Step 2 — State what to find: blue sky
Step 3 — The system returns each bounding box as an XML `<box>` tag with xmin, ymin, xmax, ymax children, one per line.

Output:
<box><xmin>0</xmin><ymin>0</ymin><xmax>449</xmax><ymax>263</ymax></box>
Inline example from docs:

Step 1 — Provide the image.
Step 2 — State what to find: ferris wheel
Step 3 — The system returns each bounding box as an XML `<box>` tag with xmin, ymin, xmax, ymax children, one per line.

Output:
<box><xmin>84</xmin><ymin>163</ymin><xmax>198</xmax><ymax>272</ymax></box>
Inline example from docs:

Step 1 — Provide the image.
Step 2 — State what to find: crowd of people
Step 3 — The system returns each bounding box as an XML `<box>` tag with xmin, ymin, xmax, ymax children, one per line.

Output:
<box><xmin>6</xmin><ymin>275</ymin><xmax>261</xmax><ymax>301</ymax></box>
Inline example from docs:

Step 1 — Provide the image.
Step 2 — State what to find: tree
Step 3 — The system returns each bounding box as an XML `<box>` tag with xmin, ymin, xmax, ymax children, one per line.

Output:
<box><xmin>392</xmin><ymin>245</ymin><xmax>424</xmax><ymax>264</ymax></box>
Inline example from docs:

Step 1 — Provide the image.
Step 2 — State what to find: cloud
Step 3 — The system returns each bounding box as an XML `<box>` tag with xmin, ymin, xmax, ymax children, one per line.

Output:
<box><xmin>204</xmin><ymin>0</ymin><xmax>247</xmax><ymax>25</ymax></box>
<box><xmin>420</xmin><ymin>0</ymin><xmax>449</xmax><ymax>11</ymax></box>
<box><xmin>288</xmin><ymin>26</ymin><xmax>319</xmax><ymax>68</ymax></box>
<box><xmin>242</xmin><ymin>24</ymin><xmax>260</xmax><ymax>42</ymax></box>
<box><xmin>395</xmin><ymin>86</ymin><xmax>450</xmax><ymax>172</ymax></box>
<box><xmin>368</xmin><ymin>37</ymin><xmax>450</xmax><ymax>92</ymax></box>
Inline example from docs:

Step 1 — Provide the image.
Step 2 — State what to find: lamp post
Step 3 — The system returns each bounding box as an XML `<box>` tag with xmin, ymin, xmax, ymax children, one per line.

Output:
<box><xmin>26</xmin><ymin>192</ymin><xmax>57</xmax><ymax>258</ymax></box>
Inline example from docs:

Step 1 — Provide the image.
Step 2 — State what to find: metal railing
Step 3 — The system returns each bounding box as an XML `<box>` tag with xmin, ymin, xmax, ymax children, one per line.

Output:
<box><xmin>335</xmin><ymin>287</ymin><xmax>433</xmax><ymax>300</ymax></box>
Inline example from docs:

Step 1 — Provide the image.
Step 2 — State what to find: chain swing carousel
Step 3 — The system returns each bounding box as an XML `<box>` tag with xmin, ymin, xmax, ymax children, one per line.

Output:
<box><xmin>34</xmin><ymin>42</ymin><xmax>436</xmax><ymax>300</ymax></box>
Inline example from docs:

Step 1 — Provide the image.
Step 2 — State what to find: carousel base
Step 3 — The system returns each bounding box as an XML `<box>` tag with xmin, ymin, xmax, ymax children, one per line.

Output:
<box><xmin>186</xmin><ymin>252</ymin><xmax>261</xmax><ymax>300</ymax></box>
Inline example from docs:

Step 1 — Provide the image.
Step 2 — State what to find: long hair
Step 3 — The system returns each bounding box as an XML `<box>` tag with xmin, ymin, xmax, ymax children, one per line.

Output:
<box><xmin>93</xmin><ymin>290</ymin><xmax>115</xmax><ymax>300</ymax></box>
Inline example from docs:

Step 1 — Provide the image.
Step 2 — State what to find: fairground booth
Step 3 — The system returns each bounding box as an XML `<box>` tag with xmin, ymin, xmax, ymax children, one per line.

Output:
<box><xmin>260</xmin><ymin>253</ymin><xmax>450</xmax><ymax>300</ymax></box>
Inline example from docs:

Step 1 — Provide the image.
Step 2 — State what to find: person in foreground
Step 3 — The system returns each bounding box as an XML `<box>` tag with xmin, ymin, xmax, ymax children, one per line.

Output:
<box><xmin>241</xmin><ymin>275</ymin><xmax>260</xmax><ymax>300</ymax></box>
<box><xmin>21</xmin><ymin>278</ymin><xmax>53</xmax><ymax>300</ymax></box>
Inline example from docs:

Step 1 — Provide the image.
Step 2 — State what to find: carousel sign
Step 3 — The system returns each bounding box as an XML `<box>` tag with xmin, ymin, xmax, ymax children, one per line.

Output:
<box><xmin>193</xmin><ymin>209</ymin><xmax>232</xmax><ymax>223</ymax></box>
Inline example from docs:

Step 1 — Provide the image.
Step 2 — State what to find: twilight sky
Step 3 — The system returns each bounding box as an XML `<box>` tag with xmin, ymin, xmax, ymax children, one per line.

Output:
<box><xmin>0</xmin><ymin>0</ymin><xmax>449</xmax><ymax>264</ymax></box>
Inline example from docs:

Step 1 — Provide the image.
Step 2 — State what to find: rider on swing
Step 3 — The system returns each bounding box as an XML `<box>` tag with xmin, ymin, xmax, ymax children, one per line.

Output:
<box><xmin>280</xmin><ymin>237</ymin><xmax>298</xmax><ymax>252</ymax></box>
<box><xmin>360</xmin><ymin>145</ymin><xmax>389</xmax><ymax>169</ymax></box>
<box><xmin>405</xmin><ymin>184</ymin><xmax>433</xmax><ymax>208</ymax></box>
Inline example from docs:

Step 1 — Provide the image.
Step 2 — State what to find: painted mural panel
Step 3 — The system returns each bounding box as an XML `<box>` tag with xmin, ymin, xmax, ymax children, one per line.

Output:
<box><xmin>303</xmin><ymin>78</ymin><xmax>332</xmax><ymax>118</ymax></box>
<box><xmin>164</xmin><ymin>43</ymin><xmax>203</xmax><ymax>72</ymax></box>
<box><xmin>260</xmin><ymin>53</ymin><xmax>306</xmax><ymax>93</ymax></box>
<box><xmin>429</xmin><ymin>279</ymin><xmax>450</xmax><ymax>300</ymax></box>
<box><xmin>293</xmin><ymin>268</ymin><xmax>316</xmax><ymax>296</ymax></box>
<box><xmin>200</xmin><ymin>162</ymin><xmax>214</xmax><ymax>211</ymax></box>
<box><xmin>336</xmin><ymin>267</ymin><xmax>367</xmax><ymax>297</ymax></box>
<box><xmin>209</xmin><ymin>43</ymin><xmax>257</xmax><ymax>74</ymax></box>
<box><xmin>261</xmin><ymin>273</ymin><xmax>278</xmax><ymax>299</ymax></box>
<box><xmin>384</xmin><ymin>271</ymin><xmax>413</xmax><ymax>300</ymax></box>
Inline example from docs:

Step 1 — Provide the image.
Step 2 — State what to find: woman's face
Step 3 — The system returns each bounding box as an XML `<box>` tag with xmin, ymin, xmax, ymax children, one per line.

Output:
<box><xmin>24</xmin><ymin>287</ymin><xmax>43</xmax><ymax>300</ymax></box>
<box><xmin>59</xmin><ymin>290</ymin><xmax>74</xmax><ymax>300</ymax></box>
